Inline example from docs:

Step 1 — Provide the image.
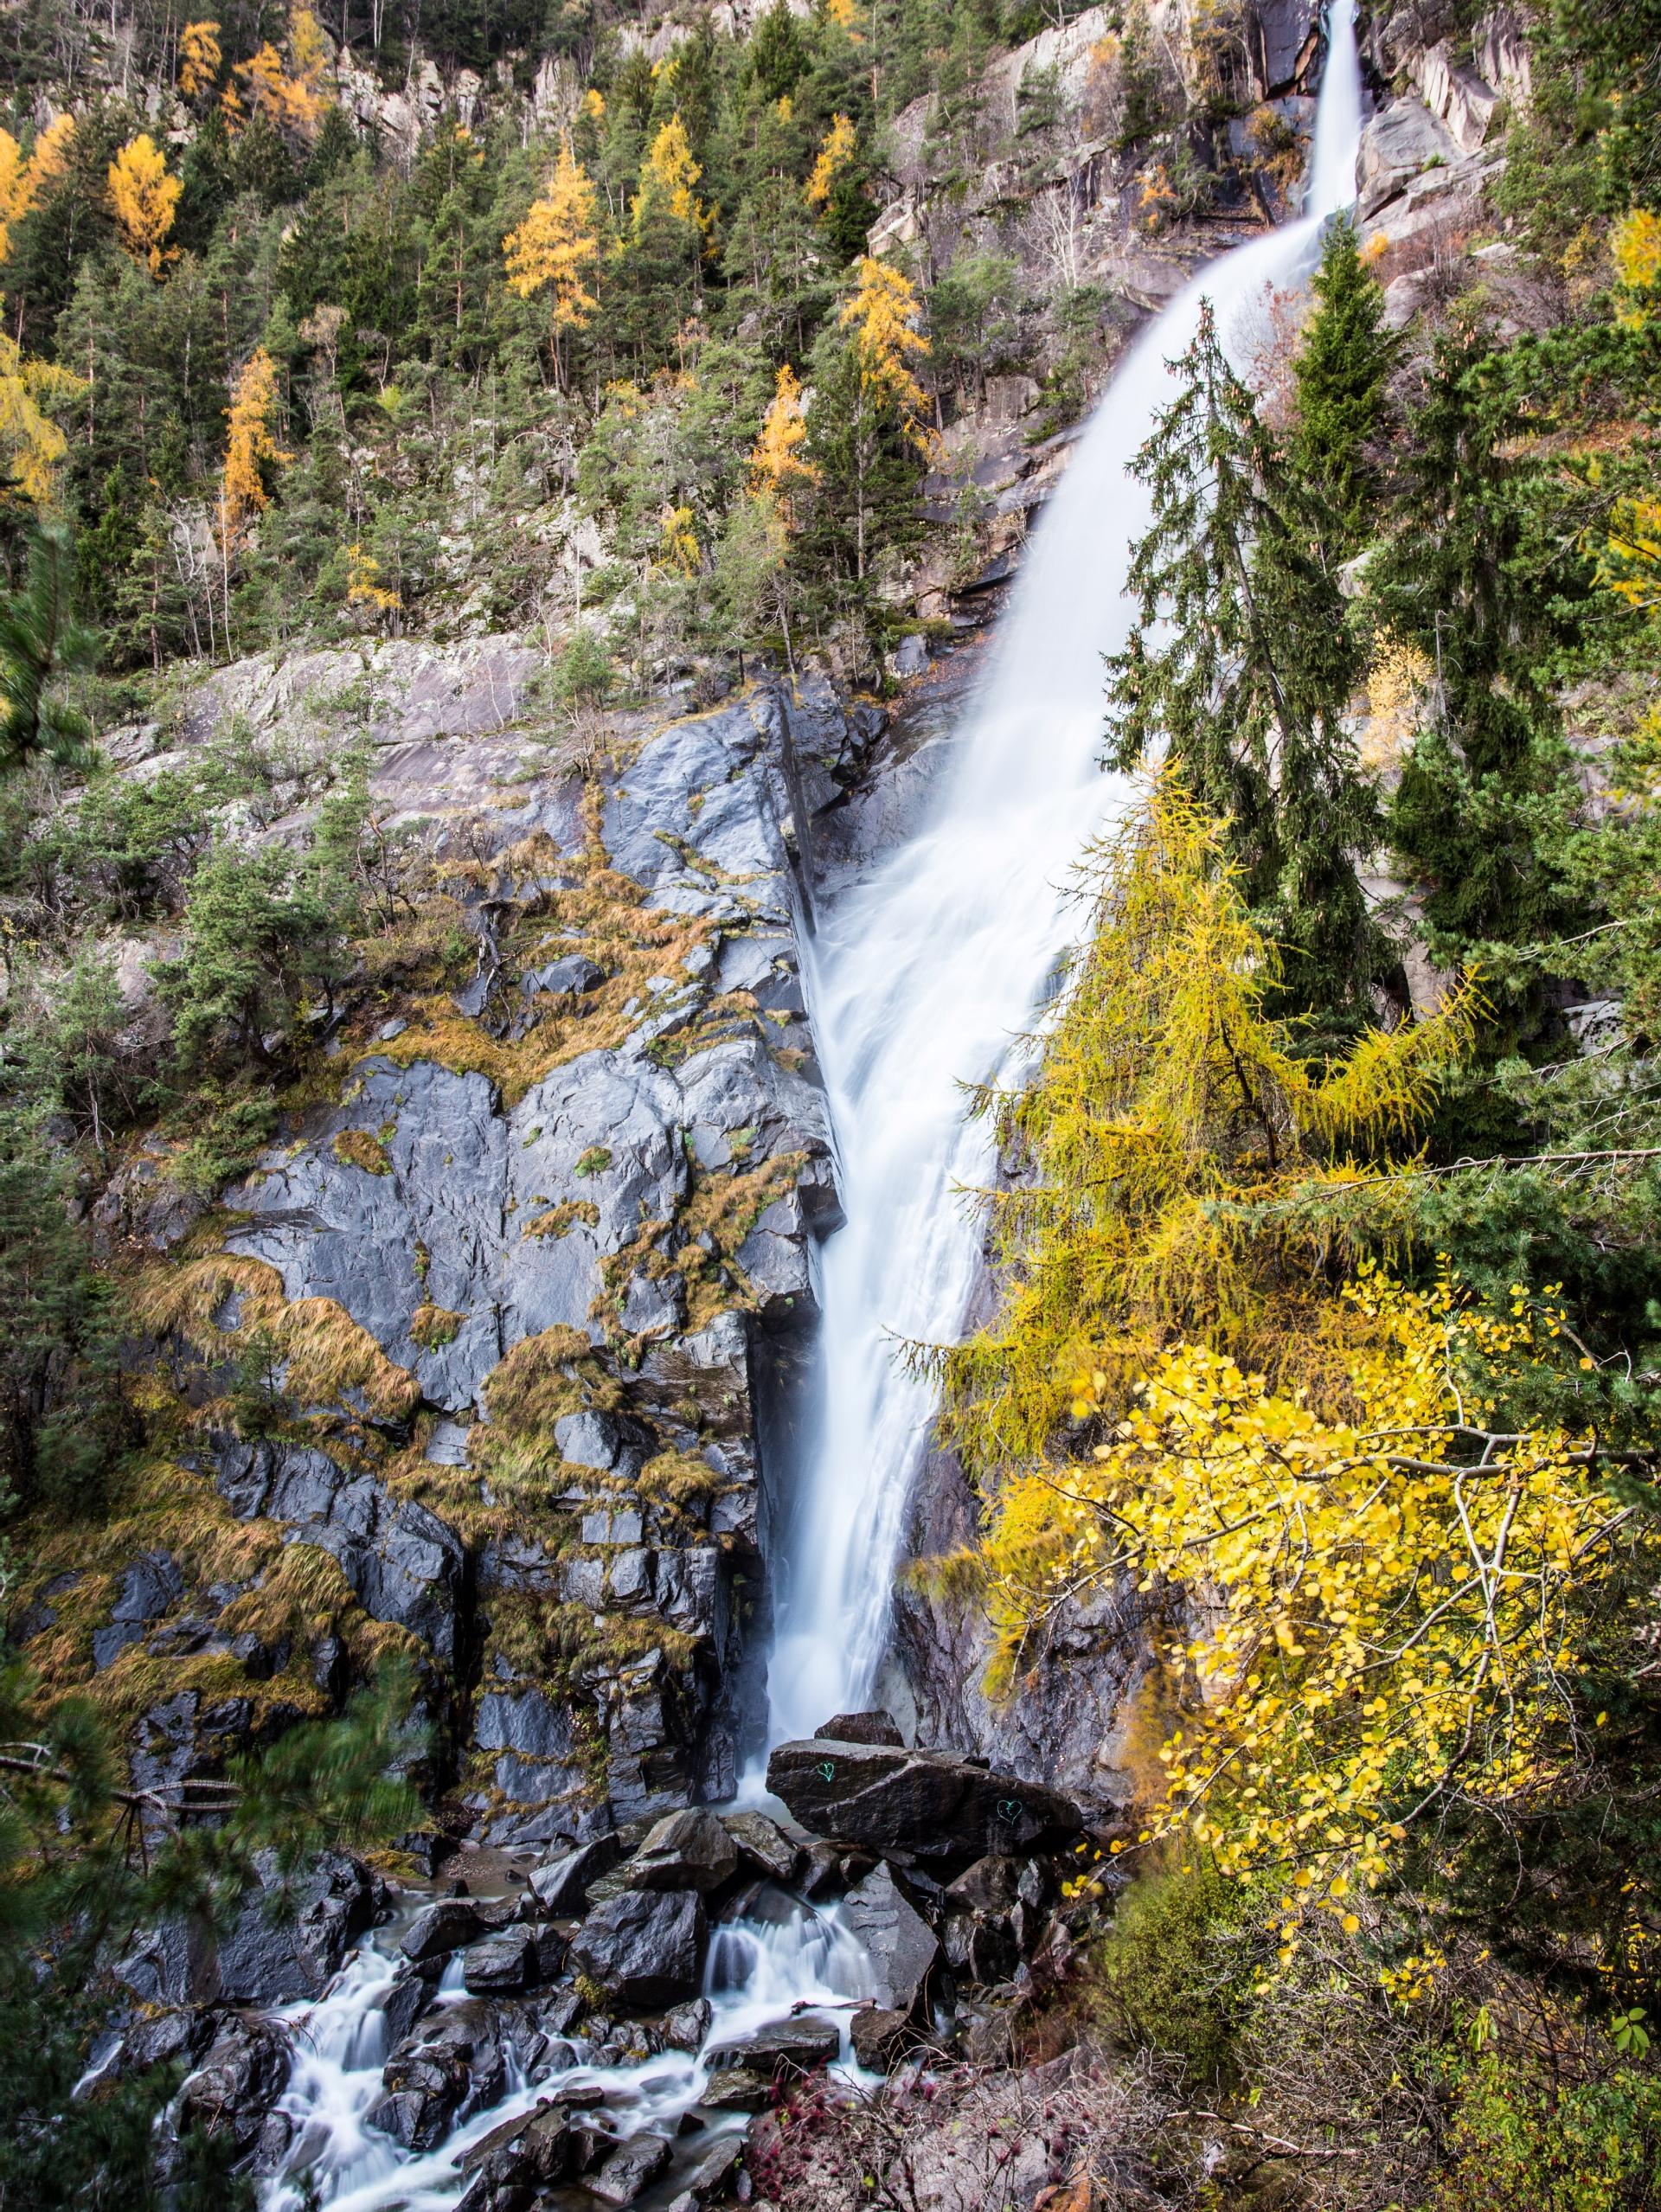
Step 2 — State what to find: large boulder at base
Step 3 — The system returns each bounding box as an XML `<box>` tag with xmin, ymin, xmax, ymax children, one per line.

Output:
<box><xmin>569</xmin><ymin>1888</ymin><xmax>707</xmax><ymax>2009</ymax></box>
<box><xmin>838</xmin><ymin>1863</ymin><xmax>940</xmax><ymax>2015</ymax></box>
<box><xmin>369</xmin><ymin>2004</ymin><xmax>506</xmax><ymax>2151</ymax></box>
<box><xmin>812</xmin><ymin>1709</ymin><xmax>905</xmax><ymax>1747</ymax></box>
<box><xmin>401</xmin><ymin>1897</ymin><xmax>486</xmax><ymax>1965</ymax></box>
<box><xmin>590</xmin><ymin>2132</ymin><xmax>673</xmax><ymax>2206</ymax></box>
<box><xmin>720</xmin><ymin>1808</ymin><xmax>799</xmax><ymax>1883</ymax></box>
<box><xmin>766</xmin><ymin>1737</ymin><xmax>1082</xmax><ymax>1858</ymax></box>
<box><xmin>850</xmin><ymin>2005</ymin><xmax>918</xmax><ymax>2072</ymax></box>
<box><xmin>623</xmin><ymin>1807</ymin><xmax>738</xmax><ymax>1895</ymax></box>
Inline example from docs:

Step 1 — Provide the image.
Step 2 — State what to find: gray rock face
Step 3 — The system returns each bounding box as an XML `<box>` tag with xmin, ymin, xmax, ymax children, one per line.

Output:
<box><xmin>371</xmin><ymin>2004</ymin><xmax>506</xmax><ymax>2151</ymax></box>
<box><xmin>767</xmin><ymin>1735</ymin><xmax>1083</xmax><ymax>1858</ymax></box>
<box><xmin>178</xmin><ymin>2013</ymin><xmax>292</xmax><ymax>2155</ymax></box>
<box><xmin>215</xmin><ymin>1850</ymin><xmax>387</xmax><ymax>2005</ymax></box>
<box><xmin>569</xmin><ymin>1888</ymin><xmax>707</xmax><ymax>2009</ymax></box>
<box><xmin>720</xmin><ymin>1808</ymin><xmax>799</xmax><ymax>1883</ymax></box>
<box><xmin>837</xmin><ymin>1864</ymin><xmax>940</xmax><ymax>2016</ymax></box>
<box><xmin>850</xmin><ymin>2005</ymin><xmax>916</xmax><ymax>2072</ymax></box>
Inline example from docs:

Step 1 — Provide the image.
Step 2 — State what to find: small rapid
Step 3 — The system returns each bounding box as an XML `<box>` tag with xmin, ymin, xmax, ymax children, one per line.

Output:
<box><xmin>257</xmin><ymin>14</ymin><xmax>1363</xmax><ymax>2202</ymax></box>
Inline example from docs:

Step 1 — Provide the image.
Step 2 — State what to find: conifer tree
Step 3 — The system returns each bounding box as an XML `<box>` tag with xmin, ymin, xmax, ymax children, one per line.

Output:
<box><xmin>0</xmin><ymin>523</ymin><xmax>93</xmax><ymax>772</ymax></box>
<box><xmin>503</xmin><ymin>132</ymin><xmax>600</xmax><ymax>390</ymax></box>
<box><xmin>1288</xmin><ymin>212</ymin><xmax>1396</xmax><ymax>563</ymax></box>
<box><xmin>1106</xmin><ymin>299</ymin><xmax>1381</xmax><ymax>1026</ymax></box>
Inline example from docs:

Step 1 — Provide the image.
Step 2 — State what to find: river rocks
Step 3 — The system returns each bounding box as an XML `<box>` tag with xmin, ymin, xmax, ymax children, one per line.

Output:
<box><xmin>814</xmin><ymin>1709</ymin><xmax>905</xmax><ymax>1747</ymax></box>
<box><xmin>530</xmin><ymin>1833</ymin><xmax>623</xmax><ymax>1914</ymax></box>
<box><xmin>462</xmin><ymin>1926</ymin><xmax>537</xmax><ymax>1994</ymax></box>
<box><xmin>590</xmin><ymin>2131</ymin><xmax>673</xmax><ymax>2205</ymax></box>
<box><xmin>705</xmin><ymin>2017</ymin><xmax>841</xmax><ymax>2075</ymax></box>
<box><xmin>178</xmin><ymin>2013</ymin><xmax>292</xmax><ymax>2156</ymax></box>
<box><xmin>570</xmin><ymin>1888</ymin><xmax>708</xmax><ymax>2008</ymax></box>
<box><xmin>721</xmin><ymin>1808</ymin><xmax>799</xmax><ymax>1883</ymax></box>
<box><xmin>370</xmin><ymin>2004</ymin><xmax>507</xmax><ymax>2151</ymax></box>
<box><xmin>402</xmin><ymin>1898</ymin><xmax>486</xmax><ymax>1965</ymax></box>
<box><xmin>659</xmin><ymin>1996</ymin><xmax>712</xmax><ymax>2051</ymax></box>
<box><xmin>767</xmin><ymin>1736</ymin><xmax>1084</xmax><ymax>1858</ymax></box>
<box><xmin>215</xmin><ymin>1850</ymin><xmax>388</xmax><ymax>2005</ymax></box>
<box><xmin>623</xmin><ymin>1808</ymin><xmax>739</xmax><ymax>1894</ymax></box>
<box><xmin>837</xmin><ymin>1863</ymin><xmax>940</xmax><ymax>2016</ymax></box>
<box><xmin>455</xmin><ymin>2100</ymin><xmax>574</xmax><ymax>2211</ymax></box>
<box><xmin>851</xmin><ymin>2005</ymin><xmax>919</xmax><ymax>2072</ymax></box>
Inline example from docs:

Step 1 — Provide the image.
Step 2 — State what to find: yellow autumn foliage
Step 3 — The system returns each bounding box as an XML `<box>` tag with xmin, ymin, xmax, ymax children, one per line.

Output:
<box><xmin>108</xmin><ymin>134</ymin><xmax>183</xmax><ymax>275</ymax></box>
<box><xmin>178</xmin><ymin>17</ymin><xmax>222</xmax><ymax>99</ymax></box>
<box><xmin>1600</xmin><ymin>494</ymin><xmax>1661</xmax><ymax>612</ymax></box>
<box><xmin>805</xmin><ymin>112</ymin><xmax>856</xmax><ymax>210</ymax></box>
<box><xmin>217</xmin><ymin>346</ymin><xmax>291</xmax><ymax>549</ymax></box>
<box><xmin>0</xmin><ymin>324</ymin><xmax>82</xmax><ymax>507</ymax></box>
<box><xmin>503</xmin><ymin>132</ymin><xmax>600</xmax><ymax>347</ymax></box>
<box><xmin>0</xmin><ymin>115</ymin><xmax>74</xmax><ymax>263</ymax></box>
<box><xmin>838</xmin><ymin>255</ymin><xmax>934</xmax><ymax>453</ymax></box>
<box><xmin>631</xmin><ymin>116</ymin><xmax>709</xmax><ymax>239</ymax></box>
<box><xmin>747</xmin><ymin>362</ymin><xmax>818</xmax><ymax>520</ymax></box>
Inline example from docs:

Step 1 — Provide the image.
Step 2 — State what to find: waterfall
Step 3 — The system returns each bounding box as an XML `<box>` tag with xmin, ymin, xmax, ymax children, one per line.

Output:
<box><xmin>763</xmin><ymin>0</ymin><xmax>1363</xmax><ymax>1746</ymax></box>
<box><xmin>256</xmin><ymin>16</ymin><xmax>1363</xmax><ymax>2201</ymax></box>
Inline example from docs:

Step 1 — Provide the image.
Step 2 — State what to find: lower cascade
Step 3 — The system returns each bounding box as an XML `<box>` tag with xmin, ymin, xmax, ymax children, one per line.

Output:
<box><xmin>256</xmin><ymin>13</ymin><xmax>1363</xmax><ymax>2205</ymax></box>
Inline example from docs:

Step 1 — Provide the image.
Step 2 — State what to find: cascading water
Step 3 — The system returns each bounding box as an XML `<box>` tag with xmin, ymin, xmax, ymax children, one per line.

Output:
<box><xmin>764</xmin><ymin>0</ymin><xmax>1363</xmax><ymax>1746</ymax></box>
<box><xmin>256</xmin><ymin>16</ymin><xmax>1362</xmax><ymax>2202</ymax></box>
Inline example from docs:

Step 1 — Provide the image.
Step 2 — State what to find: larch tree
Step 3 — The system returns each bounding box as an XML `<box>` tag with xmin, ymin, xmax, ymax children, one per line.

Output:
<box><xmin>0</xmin><ymin>115</ymin><xmax>74</xmax><ymax>264</ymax></box>
<box><xmin>805</xmin><ymin>113</ymin><xmax>856</xmax><ymax>210</ymax></box>
<box><xmin>176</xmin><ymin>17</ymin><xmax>222</xmax><ymax>102</ymax></box>
<box><xmin>107</xmin><ymin>134</ymin><xmax>183</xmax><ymax>276</ymax></box>
<box><xmin>0</xmin><ymin>330</ymin><xmax>80</xmax><ymax>509</ymax></box>
<box><xmin>811</xmin><ymin>254</ymin><xmax>935</xmax><ymax>581</ymax></box>
<box><xmin>503</xmin><ymin>133</ymin><xmax>600</xmax><ymax>392</ymax></box>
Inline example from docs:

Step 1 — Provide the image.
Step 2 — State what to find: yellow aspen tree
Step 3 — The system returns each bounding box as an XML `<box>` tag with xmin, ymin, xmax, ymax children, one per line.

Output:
<box><xmin>839</xmin><ymin>253</ymin><xmax>934</xmax><ymax>452</ymax></box>
<box><xmin>805</xmin><ymin>112</ymin><xmax>856</xmax><ymax>210</ymax></box>
<box><xmin>748</xmin><ymin>362</ymin><xmax>818</xmax><ymax>521</ymax></box>
<box><xmin>503</xmin><ymin>133</ymin><xmax>600</xmax><ymax>390</ymax></box>
<box><xmin>108</xmin><ymin>135</ymin><xmax>183</xmax><ymax>276</ymax></box>
<box><xmin>177</xmin><ymin>18</ymin><xmax>222</xmax><ymax>100</ymax></box>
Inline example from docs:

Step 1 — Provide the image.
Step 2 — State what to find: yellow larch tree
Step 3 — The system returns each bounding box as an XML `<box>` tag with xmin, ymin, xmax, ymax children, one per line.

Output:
<box><xmin>178</xmin><ymin>18</ymin><xmax>222</xmax><ymax>100</ymax></box>
<box><xmin>217</xmin><ymin>346</ymin><xmax>291</xmax><ymax>553</ymax></box>
<box><xmin>108</xmin><ymin>135</ymin><xmax>183</xmax><ymax>276</ymax></box>
<box><xmin>805</xmin><ymin>112</ymin><xmax>856</xmax><ymax>211</ymax></box>
<box><xmin>0</xmin><ymin>115</ymin><xmax>75</xmax><ymax>265</ymax></box>
<box><xmin>503</xmin><ymin>132</ymin><xmax>600</xmax><ymax>390</ymax></box>
<box><xmin>232</xmin><ymin>6</ymin><xmax>327</xmax><ymax>139</ymax></box>
<box><xmin>838</xmin><ymin>253</ymin><xmax>934</xmax><ymax>452</ymax></box>
<box><xmin>0</xmin><ymin>323</ymin><xmax>83</xmax><ymax>508</ymax></box>
<box><xmin>631</xmin><ymin>115</ymin><xmax>709</xmax><ymax>240</ymax></box>
<box><xmin>748</xmin><ymin>362</ymin><xmax>818</xmax><ymax>522</ymax></box>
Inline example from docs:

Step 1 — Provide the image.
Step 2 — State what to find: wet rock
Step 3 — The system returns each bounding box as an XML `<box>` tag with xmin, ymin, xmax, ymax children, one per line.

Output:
<box><xmin>401</xmin><ymin>1897</ymin><xmax>486</xmax><ymax>1965</ymax></box>
<box><xmin>766</xmin><ymin>1737</ymin><xmax>1082</xmax><ymax>1859</ymax></box>
<box><xmin>590</xmin><ymin>2131</ymin><xmax>673</xmax><ymax>2205</ymax></box>
<box><xmin>837</xmin><ymin>1864</ymin><xmax>940</xmax><ymax>2016</ymax></box>
<box><xmin>850</xmin><ymin>2005</ymin><xmax>917</xmax><ymax>2072</ymax></box>
<box><xmin>178</xmin><ymin>2013</ymin><xmax>291</xmax><ymax>2156</ymax></box>
<box><xmin>571</xmin><ymin>1888</ymin><xmax>708</xmax><ymax>2009</ymax></box>
<box><xmin>659</xmin><ymin>1995</ymin><xmax>712</xmax><ymax>2051</ymax></box>
<box><xmin>681</xmin><ymin>2136</ymin><xmax>744</xmax><ymax>2201</ymax></box>
<box><xmin>215</xmin><ymin>1850</ymin><xmax>387</xmax><ymax>2005</ymax></box>
<box><xmin>371</xmin><ymin>2004</ymin><xmax>505</xmax><ymax>2150</ymax></box>
<box><xmin>455</xmin><ymin>2099</ymin><xmax>574</xmax><ymax>2211</ymax></box>
<box><xmin>701</xmin><ymin>2065</ymin><xmax>773</xmax><ymax>2113</ymax></box>
<box><xmin>382</xmin><ymin>1968</ymin><xmax>436</xmax><ymax>2045</ymax></box>
<box><xmin>624</xmin><ymin>1807</ymin><xmax>738</xmax><ymax>1895</ymax></box>
<box><xmin>946</xmin><ymin>1855</ymin><xmax>1023</xmax><ymax>1914</ymax></box>
<box><xmin>813</xmin><ymin>1709</ymin><xmax>905</xmax><ymax>1747</ymax></box>
<box><xmin>530</xmin><ymin>1833</ymin><xmax>623</xmax><ymax>1915</ymax></box>
<box><xmin>720</xmin><ymin>1809</ymin><xmax>799</xmax><ymax>1884</ymax></box>
<box><xmin>705</xmin><ymin>2018</ymin><xmax>841</xmax><ymax>2076</ymax></box>
<box><xmin>462</xmin><ymin>1926</ymin><xmax>537</xmax><ymax>1994</ymax></box>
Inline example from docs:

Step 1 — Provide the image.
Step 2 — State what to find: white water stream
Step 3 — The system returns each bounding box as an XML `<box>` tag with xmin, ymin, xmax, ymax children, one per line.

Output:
<box><xmin>259</xmin><ymin>15</ymin><xmax>1362</xmax><ymax>2202</ymax></box>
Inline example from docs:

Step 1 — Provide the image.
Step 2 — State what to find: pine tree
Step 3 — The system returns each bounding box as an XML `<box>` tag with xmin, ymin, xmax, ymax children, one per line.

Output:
<box><xmin>1106</xmin><ymin>299</ymin><xmax>1381</xmax><ymax>1025</ymax></box>
<box><xmin>1288</xmin><ymin>213</ymin><xmax>1397</xmax><ymax>562</ymax></box>
<box><xmin>0</xmin><ymin>523</ymin><xmax>93</xmax><ymax>772</ymax></box>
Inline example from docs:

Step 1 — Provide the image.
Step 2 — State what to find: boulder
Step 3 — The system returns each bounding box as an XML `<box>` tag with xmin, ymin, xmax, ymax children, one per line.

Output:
<box><xmin>215</xmin><ymin>1849</ymin><xmax>386</xmax><ymax>2004</ymax></box>
<box><xmin>766</xmin><ymin>1738</ymin><xmax>1083</xmax><ymax>1859</ymax></box>
<box><xmin>720</xmin><ymin>1808</ymin><xmax>799</xmax><ymax>1884</ymax></box>
<box><xmin>813</xmin><ymin>1709</ymin><xmax>905</xmax><ymax>1747</ymax></box>
<box><xmin>946</xmin><ymin>1856</ymin><xmax>1023</xmax><ymax>1914</ymax></box>
<box><xmin>837</xmin><ymin>1863</ymin><xmax>940</xmax><ymax>2016</ymax></box>
<box><xmin>370</xmin><ymin>2004</ymin><xmax>506</xmax><ymax>2150</ymax></box>
<box><xmin>570</xmin><ymin>1888</ymin><xmax>708</xmax><ymax>2009</ymax></box>
<box><xmin>462</xmin><ymin>1926</ymin><xmax>537</xmax><ymax>1994</ymax></box>
<box><xmin>700</xmin><ymin>2065</ymin><xmax>773</xmax><ymax>2112</ymax></box>
<box><xmin>681</xmin><ymin>2136</ymin><xmax>744</xmax><ymax>2201</ymax></box>
<box><xmin>455</xmin><ymin>2100</ymin><xmax>574</xmax><ymax>2211</ymax></box>
<box><xmin>624</xmin><ymin>1808</ymin><xmax>738</xmax><ymax>1895</ymax></box>
<box><xmin>530</xmin><ymin>1833</ymin><xmax>623</xmax><ymax>1915</ymax></box>
<box><xmin>659</xmin><ymin>1995</ymin><xmax>713</xmax><ymax>2052</ymax></box>
<box><xmin>401</xmin><ymin>1897</ymin><xmax>485</xmax><ymax>1965</ymax></box>
<box><xmin>705</xmin><ymin>2018</ymin><xmax>840</xmax><ymax>2075</ymax></box>
<box><xmin>850</xmin><ymin>2005</ymin><xmax>916</xmax><ymax>2072</ymax></box>
<box><xmin>590</xmin><ymin>2132</ymin><xmax>673</xmax><ymax>2206</ymax></box>
<box><xmin>178</xmin><ymin>2013</ymin><xmax>291</xmax><ymax>2156</ymax></box>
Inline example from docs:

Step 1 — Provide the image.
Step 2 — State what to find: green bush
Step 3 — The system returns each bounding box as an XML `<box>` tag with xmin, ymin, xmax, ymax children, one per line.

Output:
<box><xmin>1090</xmin><ymin>1858</ymin><xmax>1252</xmax><ymax>2091</ymax></box>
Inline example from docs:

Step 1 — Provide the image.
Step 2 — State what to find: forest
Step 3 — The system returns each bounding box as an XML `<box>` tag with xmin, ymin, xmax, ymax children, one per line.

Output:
<box><xmin>3</xmin><ymin>0</ymin><xmax>1661</xmax><ymax>2205</ymax></box>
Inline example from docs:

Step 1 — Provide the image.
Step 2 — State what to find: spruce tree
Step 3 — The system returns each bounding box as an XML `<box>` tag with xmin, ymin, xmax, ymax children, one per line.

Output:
<box><xmin>1288</xmin><ymin>212</ymin><xmax>1397</xmax><ymax>563</ymax></box>
<box><xmin>1106</xmin><ymin>299</ymin><xmax>1382</xmax><ymax>1028</ymax></box>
